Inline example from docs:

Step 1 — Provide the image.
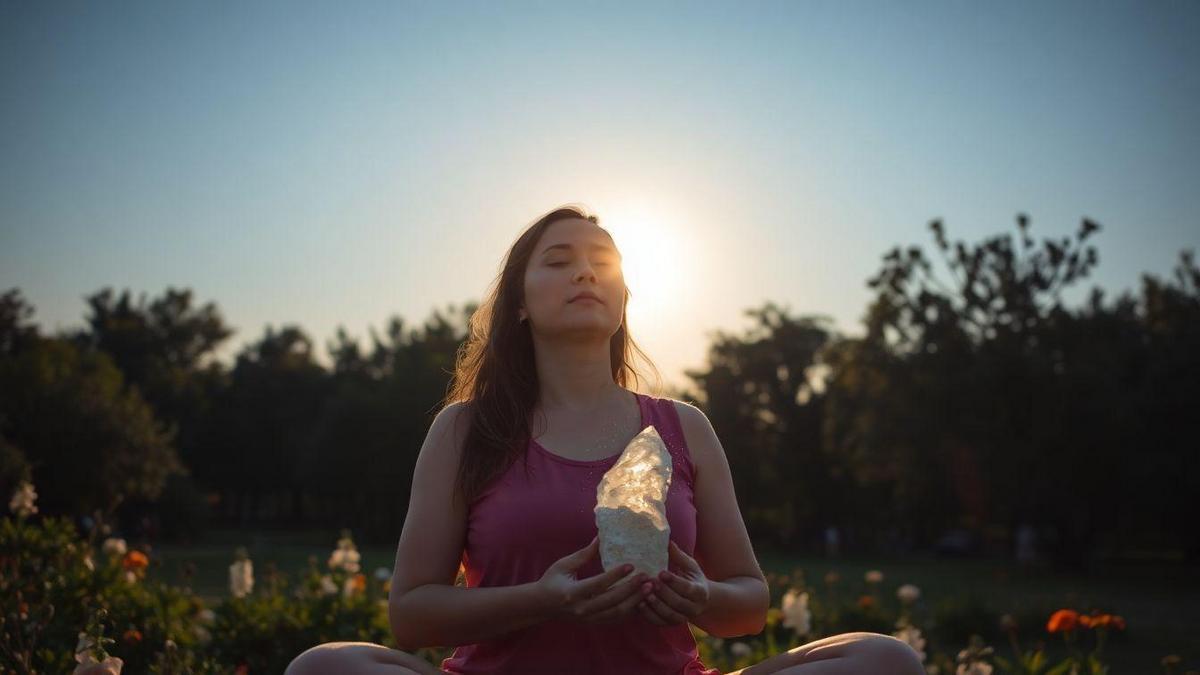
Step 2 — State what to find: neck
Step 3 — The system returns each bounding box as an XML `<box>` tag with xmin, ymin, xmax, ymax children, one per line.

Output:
<box><xmin>532</xmin><ymin>339</ymin><xmax>623</xmax><ymax>412</ymax></box>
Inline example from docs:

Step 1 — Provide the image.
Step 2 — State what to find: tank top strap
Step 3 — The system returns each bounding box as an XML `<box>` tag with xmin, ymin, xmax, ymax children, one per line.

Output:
<box><xmin>639</xmin><ymin>393</ymin><xmax>698</xmax><ymax>489</ymax></box>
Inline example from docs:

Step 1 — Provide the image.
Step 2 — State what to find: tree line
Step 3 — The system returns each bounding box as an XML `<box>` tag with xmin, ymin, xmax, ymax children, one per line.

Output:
<box><xmin>1</xmin><ymin>214</ymin><xmax>1195</xmax><ymax>567</ymax></box>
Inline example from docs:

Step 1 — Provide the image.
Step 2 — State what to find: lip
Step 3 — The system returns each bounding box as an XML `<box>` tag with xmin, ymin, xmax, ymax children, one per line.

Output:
<box><xmin>569</xmin><ymin>292</ymin><xmax>603</xmax><ymax>304</ymax></box>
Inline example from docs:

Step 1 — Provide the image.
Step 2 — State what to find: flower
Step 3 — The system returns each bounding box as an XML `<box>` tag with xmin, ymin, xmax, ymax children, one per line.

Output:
<box><xmin>121</xmin><ymin>629</ymin><xmax>142</xmax><ymax>645</ymax></box>
<box><xmin>9</xmin><ymin>481</ymin><xmax>37</xmax><ymax>518</ymax></box>
<box><xmin>780</xmin><ymin>589</ymin><xmax>811</xmax><ymax>636</ymax></box>
<box><xmin>229</xmin><ymin>551</ymin><xmax>254</xmax><ymax>598</ymax></box>
<box><xmin>1079</xmin><ymin>612</ymin><xmax>1125</xmax><ymax>631</ymax></box>
<box><xmin>1046</xmin><ymin>609</ymin><xmax>1079</xmax><ymax>633</ymax></box>
<box><xmin>121</xmin><ymin>550</ymin><xmax>148</xmax><ymax>583</ymax></box>
<box><xmin>74</xmin><ymin>632</ymin><xmax>96</xmax><ymax>665</ymax></box>
<box><xmin>193</xmin><ymin>624</ymin><xmax>212</xmax><ymax>646</ymax></box>
<box><xmin>122</xmin><ymin>550</ymin><xmax>148</xmax><ymax>571</ymax></box>
<box><xmin>730</xmin><ymin>641</ymin><xmax>752</xmax><ymax>658</ymax></box>
<box><xmin>865</xmin><ymin>569</ymin><xmax>884</xmax><ymax>584</ymax></box>
<box><xmin>343</xmin><ymin>572</ymin><xmax>367</xmax><ymax>597</ymax></box>
<box><xmin>328</xmin><ymin>531</ymin><xmax>361</xmax><ymax>574</ymax></box>
<box><xmin>374</xmin><ymin>566</ymin><xmax>392</xmax><ymax>582</ymax></box>
<box><xmin>892</xmin><ymin>624</ymin><xmax>926</xmax><ymax>662</ymax></box>
<box><xmin>897</xmin><ymin>583</ymin><xmax>921</xmax><ymax>604</ymax></box>
<box><xmin>103</xmin><ymin>537</ymin><xmax>128</xmax><ymax>557</ymax></box>
<box><xmin>319</xmin><ymin>574</ymin><xmax>338</xmax><ymax>596</ymax></box>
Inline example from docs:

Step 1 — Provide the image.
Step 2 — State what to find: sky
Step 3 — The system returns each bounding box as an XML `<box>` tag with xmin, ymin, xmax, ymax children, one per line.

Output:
<box><xmin>2</xmin><ymin>0</ymin><xmax>1197</xmax><ymax>392</ymax></box>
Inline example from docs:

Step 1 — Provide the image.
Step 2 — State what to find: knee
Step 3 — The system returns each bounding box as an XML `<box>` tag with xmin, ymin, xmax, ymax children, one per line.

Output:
<box><xmin>853</xmin><ymin>633</ymin><xmax>925</xmax><ymax>675</ymax></box>
<box><xmin>285</xmin><ymin>643</ymin><xmax>354</xmax><ymax>675</ymax></box>
<box><xmin>285</xmin><ymin>642</ymin><xmax>433</xmax><ymax>675</ymax></box>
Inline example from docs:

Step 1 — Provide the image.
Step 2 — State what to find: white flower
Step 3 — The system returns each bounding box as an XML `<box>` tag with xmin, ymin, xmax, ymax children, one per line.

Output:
<box><xmin>892</xmin><ymin>625</ymin><xmax>926</xmax><ymax>662</ymax></box>
<box><xmin>374</xmin><ymin>566</ymin><xmax>392</xmax><ymax>582</ymax></box>
<box><xmin>102</xmin><ymin>537</ymin><xmax>127</xmax><ymax>557</ymax></box>
<box><xmin>328</xmin><ymin>535</ymin><xmax>361</xmax><ymax>574</ymax></box>
<box><xmin>865</xmin><ymin>569</ymin><xmax>884</xmax><ymax>584</ymax></box>
<box><xmin>319</xmin><ymin>574</ymin><xmax>338</xmax><ymax>596</ymax></box>
<box><xmin>8</xmin><ymin>481</ymin><xmax>37</xmax><ymax>517</ymax></box>
<box><xmin>197</xmin><ymin>608</ymin><xmax>216</xmax><ymax>624</ymax></box>
<box><xmin>956</xmin><ymin>663</ymin><xmax>993</xmax><ymax>675</ymax></box>
<box><xmin>229</xmin><ymin>559</ymin><xmax>254</xmax><ymax>598</ymax></box>
<box><xmin>75</xmin><ymin>632</ymin><xmax>97</xmax><ymax>665</ymax></box>
<box><xmin>780</xmin><ymin>589</ymin><xmax>811</xmax><ymax>636</ymax></box>
<box><xmin>730</xmin><ymin>641</ymin><xmax>752</xmax><ymax>658</ymax></box>
<box><xmin>83</xmin><ymin>554</ymin><xmax>95</xmax><ymax>572</ymax></box>
<box><xmin>192</xmin><ymin>624</ymin><xmax>212</xmax><ymax>646</ymax></box>
<box><xmin>897</xmin><ymin>583</ymin><xmax>921</xmax><ymax>604</ymax></box>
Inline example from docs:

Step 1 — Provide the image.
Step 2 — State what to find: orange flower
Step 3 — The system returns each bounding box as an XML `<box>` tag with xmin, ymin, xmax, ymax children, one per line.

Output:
<box><xmin>122</xmin><ymin>628</ymin><xmax>142</xmax><ymax>645</ymax></box>
<box><xmin>856</xmin><ymin>595</ymin><xmax>876</xmax><ymax>610</ymax></box>
<box><xmin>1080</xmin><ymin>613</ymin><xmax>1126</xmax><ymax>630</ymax></box>
<box><xmin>1047</xmin><ymin>609</ymin><xmax>1079</xmax><ymax>633</ymax></box>
<box><xmin>122</xmin><ymin>550</ymin><xmax>149</xmax><ymax>571</ymax></box>
<box><xmin>352</xmin><ymin>573</ymin><xmax>366</xmax><ymax>594</ymax></box>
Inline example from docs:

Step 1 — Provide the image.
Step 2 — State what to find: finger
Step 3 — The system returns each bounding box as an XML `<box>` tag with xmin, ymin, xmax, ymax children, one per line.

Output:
<box><xmin>561</xmin><ymin>536</ymin><xmax>599</xmax><ymax>569</ymax></box>
<box><xmin>575</xmin><ymin>563</ymin><xmax>634</xmax><ymax>599</ymax></box>
<box><xmin>668</xmin><ymin>540</ymin><xmax>698</xmax><ymax>572</ymax></box>
<box><xmin>649</xmin><ymin>578</ymin><xmax>702</xmax><ymax>616</ymax></box>
<box><xmin>660</xmin><ymin>570</ymin><xmax>706</xmax><ymax>603</ymax></box>
<box><xmin>585</xmin><ymin>577</ymin><xmax>652</xmax><ymax>623</ymax></box>
<box><xmin>574</xmin><ymin>572</ymin><xmax>645</xmax><ymax>616</ymax></box>
<box><xmin>638</xmin><ymin>599</ymin><xmax>669</xmax><ymax>625</ymax></box>
<box><xmin>643</xmin><ymin>589</ymin><xmax>688</xmax><ymax>624</ymax></box>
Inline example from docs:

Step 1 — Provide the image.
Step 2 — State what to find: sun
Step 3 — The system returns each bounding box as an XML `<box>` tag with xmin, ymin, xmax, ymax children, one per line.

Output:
<box><xmin>601</xmin><ymin>204</ymin><xmax>694</xmax><ymax>323</ymax></box>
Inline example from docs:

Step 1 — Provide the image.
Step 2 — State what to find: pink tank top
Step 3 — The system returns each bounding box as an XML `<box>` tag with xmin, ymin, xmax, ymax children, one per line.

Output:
<box><xmin>440</xmin><ymin>392</ymin><xmax>720</xmax><ymax>675</ymax></box>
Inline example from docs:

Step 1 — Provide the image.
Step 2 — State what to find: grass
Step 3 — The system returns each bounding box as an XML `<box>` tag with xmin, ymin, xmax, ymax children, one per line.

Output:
<box><xmin>146</xmin><ymin>529</ymin><xmax>1200</xmax><ymax>672</ymax></box>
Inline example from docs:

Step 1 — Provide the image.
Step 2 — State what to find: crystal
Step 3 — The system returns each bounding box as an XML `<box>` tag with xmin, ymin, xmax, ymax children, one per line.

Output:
<box><xmin>594</xmin><ymin>425</ymin><xmax>673</xmax><ymax>576</ymax></box>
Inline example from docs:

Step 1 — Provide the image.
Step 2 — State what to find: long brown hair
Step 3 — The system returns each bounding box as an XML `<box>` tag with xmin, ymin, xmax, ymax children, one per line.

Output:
<box><xmin>443</xmin><ymin>204</ymin><xmax>663</xmax><ymax>506</ymax></box>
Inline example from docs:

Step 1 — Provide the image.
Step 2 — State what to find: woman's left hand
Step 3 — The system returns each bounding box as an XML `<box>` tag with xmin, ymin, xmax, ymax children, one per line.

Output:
<box><xmin>637</xmin><ymin>540</ymin><xmax>710</xmax><ymax>626</ymax></box>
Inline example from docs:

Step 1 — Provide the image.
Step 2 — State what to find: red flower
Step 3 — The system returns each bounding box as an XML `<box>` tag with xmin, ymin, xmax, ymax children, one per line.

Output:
<box><xmin>1047</xmin><ymin>609</ymin><xmax>1079</xmax><ymax>633</ymax></box>
<box><xmin>122</xmin><ymin>550</ymin><xmax>149</xmax><ymax>570</ymax></box>
<box><xmin>122</xmin><ymin>628</ymin><xmax>142</xmax><ymax>645</ymax></box>
<box><xmin>856</xmin><ymin>595</ymin><xmax>876</xmax><ymax>610</ymax></box>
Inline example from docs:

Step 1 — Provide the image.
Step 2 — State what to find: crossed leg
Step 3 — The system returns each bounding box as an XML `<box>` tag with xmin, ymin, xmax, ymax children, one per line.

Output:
<box><xmin>729</xmin><ymin>632</ymin><xmax>925</xmax><ymax>675</ymax></box>
<box><xmin>284</xmin><ymin>632</ymin><xmax>923</xmax><ymax>675</ymax></box>
<box><xmin>284</xmin><ymin>642</ymin><xmax>445</xmax><ymax>675</ymax></box>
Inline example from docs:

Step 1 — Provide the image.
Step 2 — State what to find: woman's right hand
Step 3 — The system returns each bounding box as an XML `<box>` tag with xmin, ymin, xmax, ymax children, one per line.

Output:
<box><xmin>536</xmin><ymin>536</ymin><xmax>651</xmax><ymax>624</ymax></box>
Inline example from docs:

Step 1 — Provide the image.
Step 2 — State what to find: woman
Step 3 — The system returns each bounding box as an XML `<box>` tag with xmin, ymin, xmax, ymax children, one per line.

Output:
<box><xmin>286</xmin><ymin>206</ymin><xmax>924</xmax><ymax>674</ymax></box>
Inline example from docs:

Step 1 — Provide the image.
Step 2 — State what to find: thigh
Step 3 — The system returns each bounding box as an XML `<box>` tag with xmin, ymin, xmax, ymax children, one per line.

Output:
<box><xmin>285</xmin><ymin>641</ymin><xmax>445</xmax><ymax>675</ymax></box>
<box><xmin>727</xmin><ymin>632</ymin><xmax>923</xmax><ymax>675</ymax></box>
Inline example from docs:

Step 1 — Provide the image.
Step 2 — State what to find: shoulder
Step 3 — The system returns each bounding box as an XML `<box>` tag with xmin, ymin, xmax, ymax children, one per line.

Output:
<box><xmin>420</xmin><ymin>401</ymin><xmax>474</xmax><ymax>464</ymax></box>
<box><xmin>664</xmin><ymin>398</ymin><xmax>724</xmax><ymax>472</ymax></box>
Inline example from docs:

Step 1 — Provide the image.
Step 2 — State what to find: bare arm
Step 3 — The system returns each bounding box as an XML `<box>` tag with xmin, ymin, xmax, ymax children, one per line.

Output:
<box><xmin>674</xmin><ymin>401</ymin><xmax>769</xmax><ymax>638</ymax></box>
<box><xmin>387</xmin><ymin>403</ymin><xmax>548</xmax><ymax>648</ymax></box>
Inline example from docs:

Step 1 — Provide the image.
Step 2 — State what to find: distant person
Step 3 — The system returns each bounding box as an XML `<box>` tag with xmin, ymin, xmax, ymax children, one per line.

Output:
<box><xmin>285</xmin><ymin>206</ymin><xmax>923</xmax><ymax>674</ymax></box>
<box><xmin>1015</xmin><ymin>523</ymin><xmax>1037</xmax><ymax>565</ymax></box>
<box><xmin>824</xmin><ymin>525</ymin><xmax>841</xmax><ymax>559</ymax></box>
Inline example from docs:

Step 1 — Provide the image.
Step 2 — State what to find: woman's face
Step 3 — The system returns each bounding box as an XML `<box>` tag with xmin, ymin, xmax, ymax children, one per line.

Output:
<box><xmin>521</xmin><ymin>217</ymin><xmax>626</xmax><ymax>338</ymax></box>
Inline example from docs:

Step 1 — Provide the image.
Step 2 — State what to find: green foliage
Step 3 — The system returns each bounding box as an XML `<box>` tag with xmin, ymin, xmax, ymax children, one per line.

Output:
<box><xmin>0</xmin><ymin>330</ymin><xmax>183</xmax><ymax>517</ymax></box>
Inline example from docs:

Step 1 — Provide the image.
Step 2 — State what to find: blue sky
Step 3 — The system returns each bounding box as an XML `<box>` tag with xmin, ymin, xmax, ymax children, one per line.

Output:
<box><xmin>2</xmin><ymin>0</ymin><xmax>1197</xmax><ymax>390</ymax></box>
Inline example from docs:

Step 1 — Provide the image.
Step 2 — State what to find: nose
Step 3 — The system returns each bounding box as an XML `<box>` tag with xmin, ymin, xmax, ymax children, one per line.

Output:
<box><xmin>573</xmin><ymin>262</ymin><xmax>598</xmax><ymax>283</ymax></box>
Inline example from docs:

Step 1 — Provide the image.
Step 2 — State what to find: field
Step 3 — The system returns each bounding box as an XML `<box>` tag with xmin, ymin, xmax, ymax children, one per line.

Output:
<box><xmin>146</xmin><ymin>529</ymin><xmax>1200</xmax><ymax>672</ymax></box>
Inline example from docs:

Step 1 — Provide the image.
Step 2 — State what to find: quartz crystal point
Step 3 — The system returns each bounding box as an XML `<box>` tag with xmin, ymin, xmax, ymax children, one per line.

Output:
<box><xmin>594</xmin><ymin>425</ymin><xmax>673</xmax><ymax>576</ymax></box>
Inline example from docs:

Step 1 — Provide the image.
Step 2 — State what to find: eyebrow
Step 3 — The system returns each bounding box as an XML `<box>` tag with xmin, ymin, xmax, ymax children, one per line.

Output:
<box><xmin>538</xmin><ymin>242</ymin><xmax>619</xmax><ymax>257</ymax></box>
